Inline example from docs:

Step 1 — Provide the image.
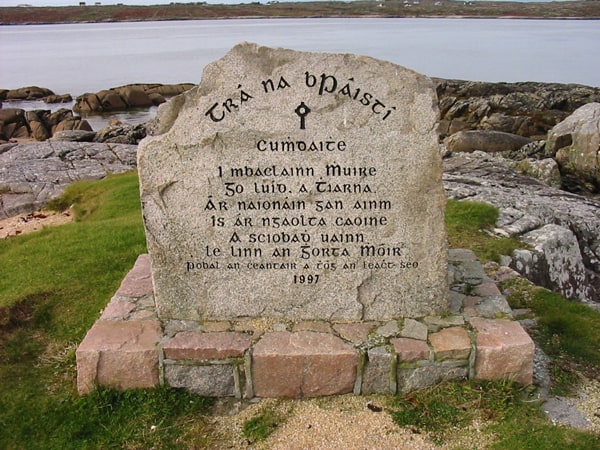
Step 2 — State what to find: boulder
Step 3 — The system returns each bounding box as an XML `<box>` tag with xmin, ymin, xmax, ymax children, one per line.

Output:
<box><xmin>117</xmin><ymin>87</ymin><xmax>153</xmax><ymax>108</ymax></box>
<box><xmin>508</xmin><ymin>158</ymin><xmax>562</xmax><ymax>189</ymax></box>
<box><xmin>74</xmin><ymin>93</ymin><xmax>102</xmax><ymax>113</ymax></box>
<box><xmin>99</xmin><ymin>91</ymin><xmax>127</xmax><ymax>111</ymax></box>
<box><xmin>25</xmin><ymin>111</ymin><xmax>50</xmax><ymax>141</ymax></box>
<box><xmin>546</xmin><ymin>103</ymin><xmax>600</xmax><ymax>194</ymax></box>
<box><xmin>0</xmin><ymin>108</ymin><xmax>29</xmax><ymax>140</ymax></box>
<box><xmin>54</xmin><ymin>117</ymin><xmax>93</xmax><ymax>133</ymax></box>
<box><xmin>444</xmin><ymin>130</ymin><xmax>532</xmax><ymax>153</ymax></box>
<box><xmin>512</xmin><ymin>224</ymin><xmax>593</xmax><ymax>303</ymax></box>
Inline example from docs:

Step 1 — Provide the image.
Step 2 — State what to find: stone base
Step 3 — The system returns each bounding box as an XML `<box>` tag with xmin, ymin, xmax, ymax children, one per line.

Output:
<box><xmin>77</xmin><ymin>250</ymin><xmax>535</xmax><ymax>398</ymax></box>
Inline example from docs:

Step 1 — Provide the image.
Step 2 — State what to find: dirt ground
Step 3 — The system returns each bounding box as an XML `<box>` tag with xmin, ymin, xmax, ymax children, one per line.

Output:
<box><xmin>0</xmin><ymin>210</ymin><xmax>73</xmax><ymax>240</ymax></box>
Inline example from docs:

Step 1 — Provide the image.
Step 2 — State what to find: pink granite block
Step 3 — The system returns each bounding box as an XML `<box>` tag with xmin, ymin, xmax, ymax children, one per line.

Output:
<box><xmin>76</xmin><ymin>320</ymin><xmax>162</xmax><ymax>394</ymax></box>
<box><xmin>163</xmin><ymin>331</ymin><xmax>252</xmax><ymax>360</ymax></box>
<box><xmin>391</xmin><ymin>337</ymin><xmax>430</xmax><ymax>362</ymax></box>
<box><xmin>470</xmin><ymin>318</ymin><xmax>535</xmax><ymax>385</ymax></box>
<box><xmin>252</xmin><ymin>331</ymin><xmax>358</xmax><ymax>398</ymax></box>
<box><xmin>429</xmin><ymin>327</ymin><xmax>472</xmax><ymax>361</ymax></box>
<box><xmin>114</xmin><ymin>254</ymin><xmax>153</xmax><ymax>298</ymax></box>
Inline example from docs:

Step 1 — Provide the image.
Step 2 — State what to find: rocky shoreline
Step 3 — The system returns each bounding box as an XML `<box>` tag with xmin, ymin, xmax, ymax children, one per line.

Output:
<box><xmin>1</xmin><ymin>1</ymin><xmax>599</xmax><ymax>25</ymax></box>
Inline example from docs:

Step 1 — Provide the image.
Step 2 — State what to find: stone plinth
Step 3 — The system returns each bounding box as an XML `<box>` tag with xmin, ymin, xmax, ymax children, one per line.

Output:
<box><xmin>163</xmin><ymin>331</ymin><xmax>252</xmax><ymax>360</ymax></box>
<box><xmin>252</xmin><ymin>331</ymin><xmax>358</xmax><ymax>398</ymax></box>
<box><xmin>77</xmin><ymin>249</ymin><xmax>536</xmax><ymax>397</ymax></box>
<box><xmin>392</xmin><ymin>338</ymin><xmax>430</xmax><ymax>362</ymax></box>
<box><xmin>429</xmin><ymin>327</ymin><xmax>472</xmax><ymax>361</ymax></box>
<box><xmin>76</xmin><ymin>320</ymin><xmax>162</xmax><ymax>394</ymax></box>
<box><xmin>162</xmin><ymin>331</ymin><xmax>253</xmax><ymax>397</ymax></box>
<box><xmin>470</xmin><ymin>317</ymin><xmax>535</xmax><ymax>385</ymax></box>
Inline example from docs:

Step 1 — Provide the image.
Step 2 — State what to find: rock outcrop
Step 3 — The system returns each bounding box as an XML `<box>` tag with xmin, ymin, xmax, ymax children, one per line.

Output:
<box><xmin>435</xmin><ymin>79</ymin><xmax>600</xmax><ymax>140</ymax></box>
<box><xmin>0</xmin><ymin>108</ymin><xmax>92</xmax><ymax>142</ymax></box>
<box><xmin>443</xmin><ymin>151</ymin><xmax>600</xmax><ymax>304</ymax></box>
<box><xmin>0</xmin><ymin>86</ymin><xmax>56</xmax><ymax>101</ymax></box>
<box><xmin>73</xmin><ymin>83</ymin><xmax>194</xmax><ymax>114</ymax></box>
<box><xmin>0</xmin><ymin>141</ymin><xmax>137</xmax><ymax>219</ymax></box>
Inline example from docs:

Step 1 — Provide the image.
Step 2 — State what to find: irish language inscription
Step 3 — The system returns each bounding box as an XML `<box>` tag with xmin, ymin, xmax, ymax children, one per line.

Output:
<box><xmin>138</xmin><ymin>43</ymin><xmax>448</xmax><ymax>322</ymax></box>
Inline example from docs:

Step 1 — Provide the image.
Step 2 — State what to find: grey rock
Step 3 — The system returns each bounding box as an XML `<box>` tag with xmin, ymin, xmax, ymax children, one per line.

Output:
<box><xmin>94</xmin><ymin>123</ymin><xmax>147</xmax><ymax>145</ymax></box>
<box><xmin>401</xmin><ymin>318</ymin><xmax>428</xmax><ymax>341</ymax></box>
<box><xmin>513</xmin><ymin>224</ymin><xmax>593</xmax><ymax>303</ymax></box>
<box><xmin>165</xmin><ymin>364</ymin><xmax>237</xmax><ymax>397</ymax></box>
<box><xmin>376</xmin><ymin>321</ymin><xmax>400</xmax><ymax>338</ymax></box>
<box><xmin>398</xmin><ymin>364</ymin><xmax>468</xmax><ymax>393</ymax></box>
<box><xmin>0</xmin><ymin>141</ymin><xmax>137</xmax><ymax>219</ymax></box>
<box><xmin>543</xmin><ymin>396</ymin><xmax>593</xmax><ymax>431</ymax></box>
<box><xmin>362</xmin><ymin>346</ymin><xmax>395</xmax><ymax>394</ymax></box>
<box><xmin>444</xmin><ymin>151</ymin><xmax>600</xmax><ymax>303</ymax></box>
<box><xmin>139</xmin><ymin>43</ymin><xmax>448</xmax><ymax>322</ymax></box>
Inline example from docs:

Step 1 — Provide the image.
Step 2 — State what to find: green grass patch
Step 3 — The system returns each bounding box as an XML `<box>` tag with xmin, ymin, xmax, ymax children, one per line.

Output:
<box><xmin>392</xmin><ymin>380</ymin><xmax>599</xmax><ymax>448</ymax></box>
<box><xmin>0</xmin><ymin>172</ymin><xmax>217</xmax><ymax>449</ymax></box>
<box><xmin>0</xmin><ymin>384</ymin><xmax>212</xmax><ymax>450</ymax></box>
<box><xmin>242</xmin><ymin>404</ymin><xmax>286</xmax><ymax>443</ymax></box>
<box><xmin>391</xmin><ymin>380</ymin><xmax>520</xmax><ymax>444</ymax></box>
<box><xmin>445</xmin><ymin>199</ymin><xmax>522</xmax><ymax>262</ymax></box>
<box><xmin>502</xmin><ymin>277</ymin><xmax>600</xmax><ymax>394</ymax></box>
<box><xmin>0</xmin><ymin>172</ymin><xmax>146</xmax><ymax>338</ymax></box>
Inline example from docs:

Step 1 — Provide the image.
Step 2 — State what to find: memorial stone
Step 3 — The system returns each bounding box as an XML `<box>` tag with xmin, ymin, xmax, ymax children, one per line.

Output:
<box><xmin>138</xmin><ymin>42</ymin><xmax>448</xmax><ymax>323</ymax></box>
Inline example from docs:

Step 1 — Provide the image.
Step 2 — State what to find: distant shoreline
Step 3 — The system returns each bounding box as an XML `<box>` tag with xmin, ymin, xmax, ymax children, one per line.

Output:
<box><xmin>1</xmin><ymin>1</ymin><xmax>599</xmax><ymax>26</ymax></box>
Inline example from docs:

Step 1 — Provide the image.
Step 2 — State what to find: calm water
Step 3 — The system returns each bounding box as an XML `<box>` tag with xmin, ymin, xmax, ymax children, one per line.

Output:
<box><xmin>1</xmin><ymin>18</ymin><xmax>599</xmax><ymax>128</ymax></box>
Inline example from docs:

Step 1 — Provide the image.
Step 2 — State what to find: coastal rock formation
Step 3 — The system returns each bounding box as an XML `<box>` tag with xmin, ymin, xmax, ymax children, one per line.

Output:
<box><xmin>435</xmin><ymin>79</ymin><xmax>600</xmax><ymax>140</ymax></box>
<box><xmin>443</xmin><ymin>151</ymin><xmax>600</xmax><ymax>304</ymax></box>
<box><xmin>0</xmin><ymin>86</ymin><xmax>55</xmax><ymax>101</ymax></box>
<box><xmin>0</xmin><ymin>141</ymin><xmax>137</xmax><ymax>219</ymax></box>
<box><xmin>545</xmin><ymin>102</ymin><xmax>600</xmax><ymax>194</ymax></box>
<box><xmin>73</xmin><ymin>83</ymin><xmax>194</xmax><ymax>114</ymax></box>
<box><xmin>0</xmin><ymin>107</ymin><xmax>92</xmax><ymax>142</ymax></box>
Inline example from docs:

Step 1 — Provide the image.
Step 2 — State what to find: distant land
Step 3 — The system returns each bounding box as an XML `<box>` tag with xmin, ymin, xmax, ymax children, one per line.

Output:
<box><xmin>1</xmin><ymin>1</ymin><xmax>599</xmax><ymax>25</ymax></box>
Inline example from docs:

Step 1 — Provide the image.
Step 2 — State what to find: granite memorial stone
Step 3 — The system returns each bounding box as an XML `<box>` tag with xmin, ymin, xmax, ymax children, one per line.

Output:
<box><xmin>138</xmin><ymin>42</ymin><xmax>447</xmax><ymax>322</ymax></box>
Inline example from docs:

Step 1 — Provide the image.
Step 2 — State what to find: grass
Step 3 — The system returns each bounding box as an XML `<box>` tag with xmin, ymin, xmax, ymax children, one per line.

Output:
<box><xmin>0</xmin><ymin>171</ymin><xmax>213</xmax><ymax>449</ymax></box>
<box><xmin>501</xmin><ymin>276</ymin><xmax>600</xmax><ymax>396</ymax></box>
<box><xmin>445</xmin><ymin>199</ymin><xmax>523</xmax><ymax>263</ymax></box>
<box><xmin>1</xmin><ymin>173</ymin><xmax>598</xmax><ymax>448</ymax></box>
<box><xmin>242</xmin><ymin>405</ymin><xmax>286</xmax><ymax>443</ymax></box>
